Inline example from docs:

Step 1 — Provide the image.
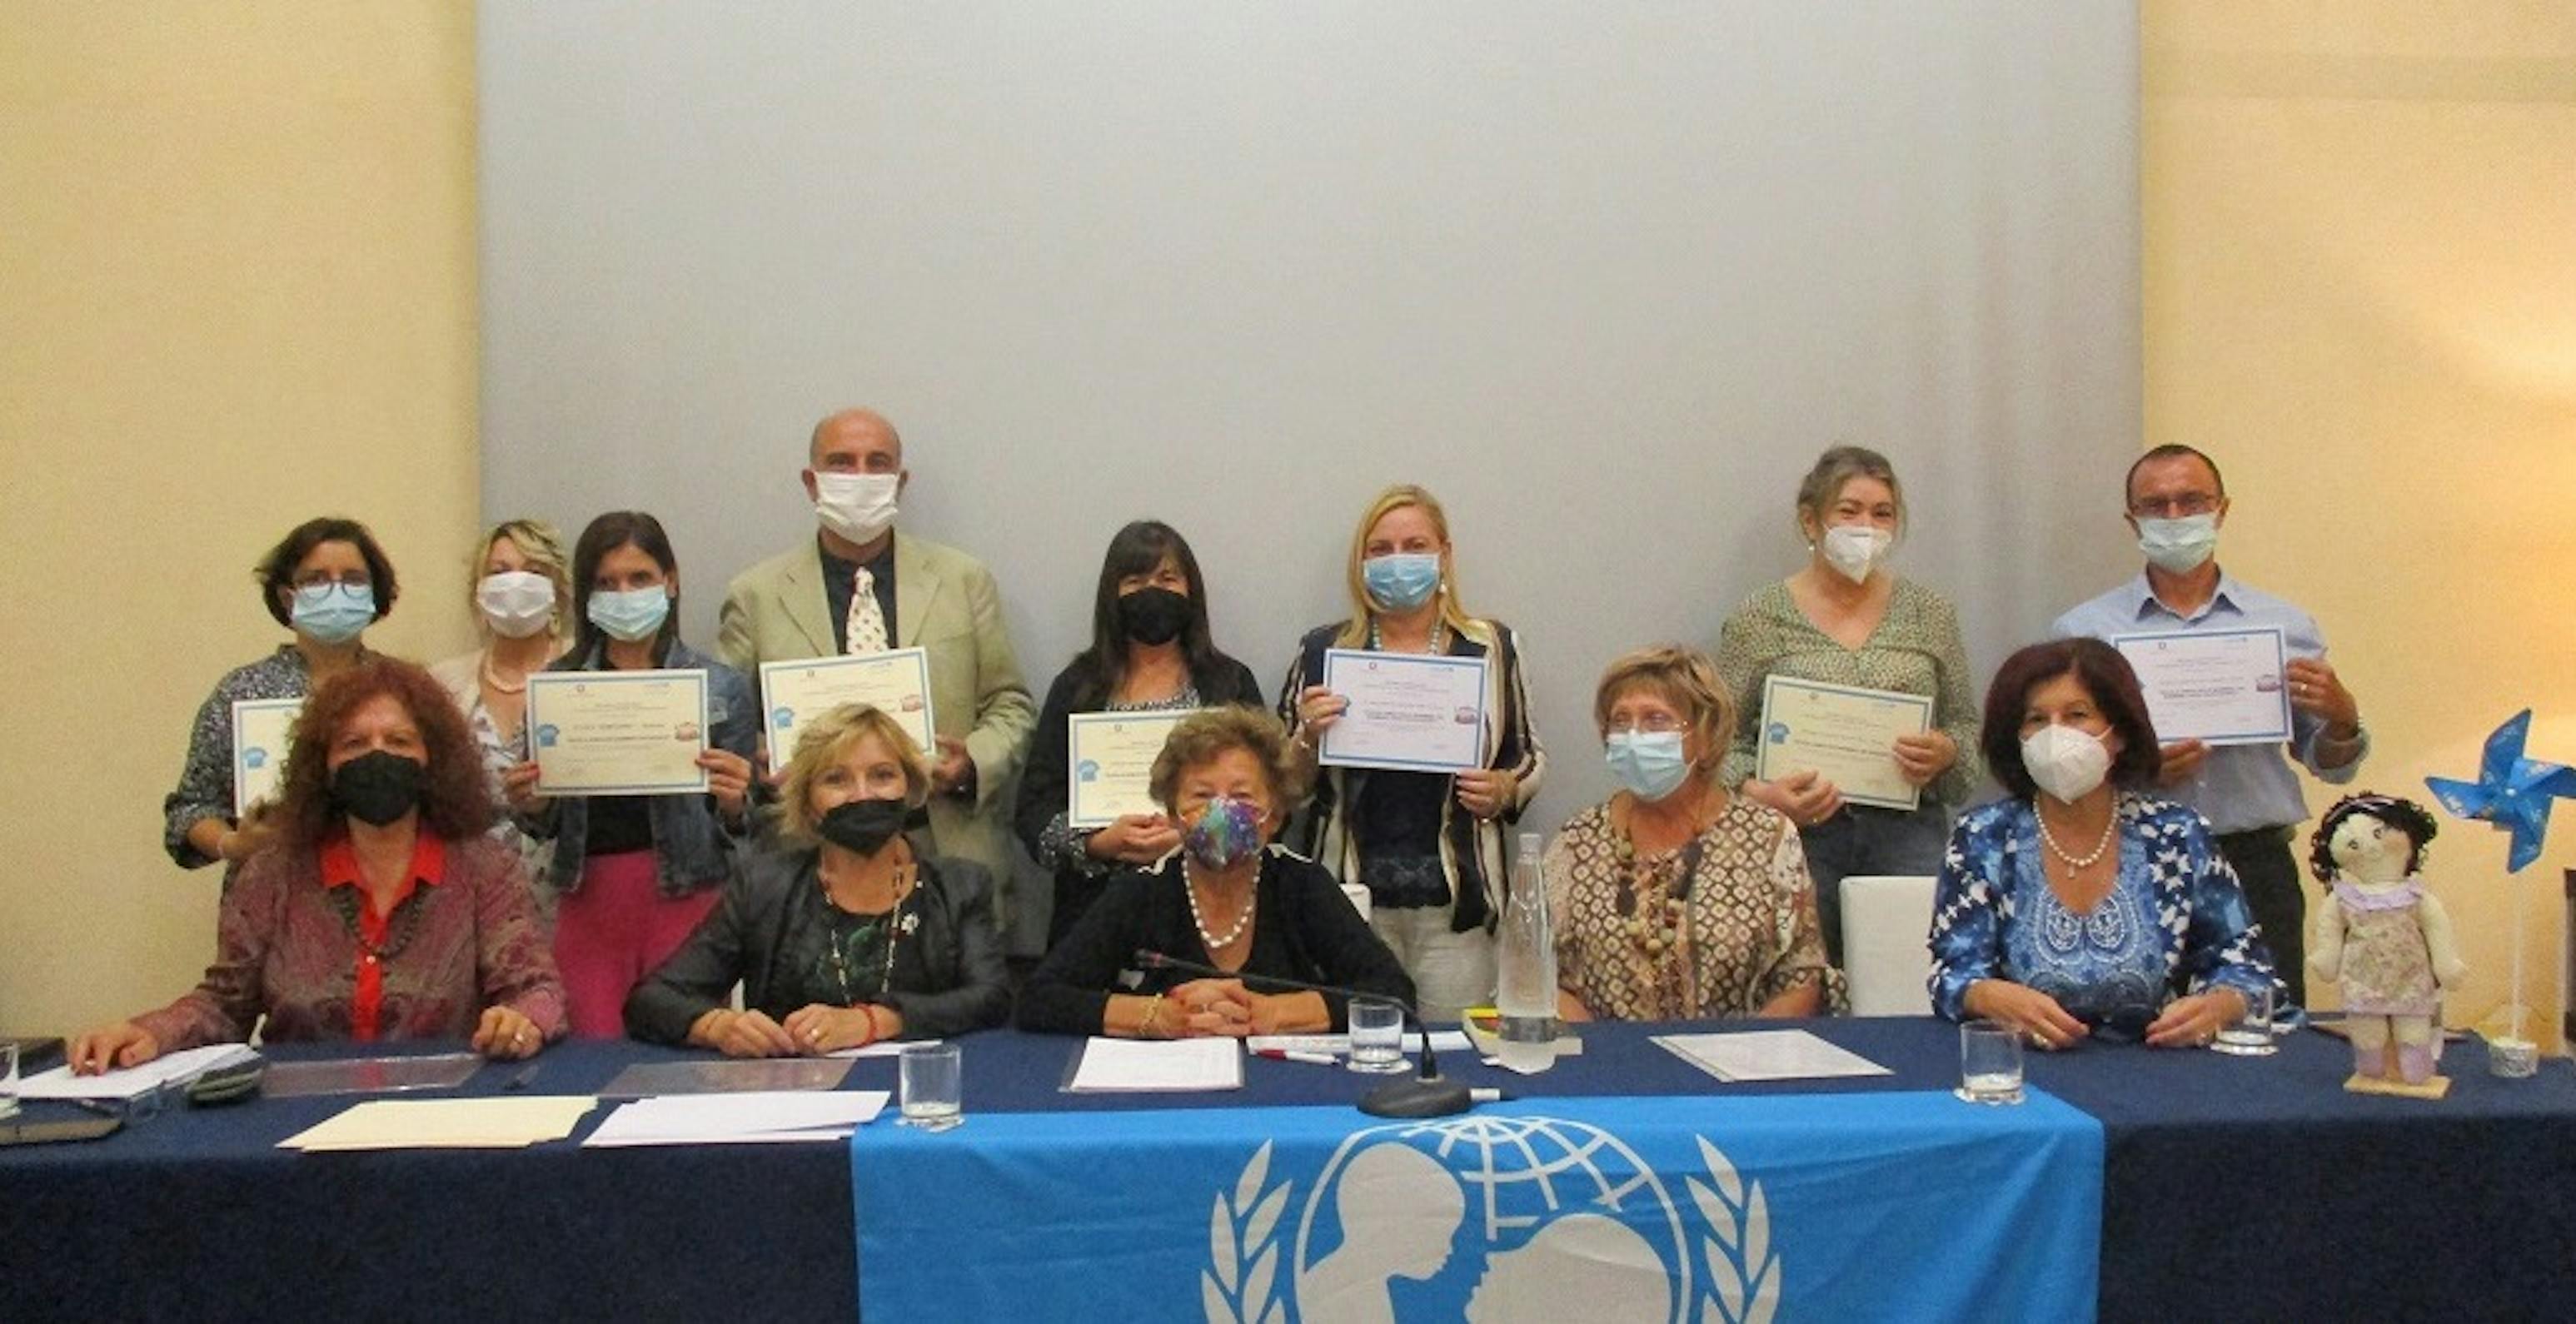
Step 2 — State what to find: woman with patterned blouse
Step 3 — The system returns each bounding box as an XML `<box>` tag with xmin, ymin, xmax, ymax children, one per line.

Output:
<box><xmin>626</xmin><ymin>703</ymin><xmax>1009</xmax><ymax>1053</ymax></box>
<box><xmin>1545</xmin><ymin>647</ymin><xmax>1835</xmax><ymax>1021</ymax></box>
<box><xmin>1717</xmin><ymin>447</ymin><xmax>1982</xmax><ymax>965</ymax></box>
<box><xmin>164</xmin><ymin>516</ymin><xmax>401</xmax><ymax>876</ymax></box>
<box><xmin>1279</xmin><ymin>485</ymin><xmax>1546</xmax><ymax>1024</ymax></box>
<box><xmin>76</xmin><ymin>660</ymin><xmax>564</xmax><ymax>1072</ymax></box>
<box><xmin>1014</xmin><ymin>520</ymin><xmax>1265</xmax><ymax>948</ymax></box>
<box><xmin>1927</xmin><ymin>639</ymin><xmax>2279</xmax><ymax>1049</ymax></box>
<box><xmin>428</xmin><ymin>518</ymin><xmax>573</xmax><ymax>880</ymax></box>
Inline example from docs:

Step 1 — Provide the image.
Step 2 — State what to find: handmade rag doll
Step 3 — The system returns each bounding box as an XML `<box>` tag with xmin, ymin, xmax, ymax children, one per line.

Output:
<box><xmin>2308</xmin><ymin>793</ymin><xmax>2467</xmax><ymax>1085</ymax></box>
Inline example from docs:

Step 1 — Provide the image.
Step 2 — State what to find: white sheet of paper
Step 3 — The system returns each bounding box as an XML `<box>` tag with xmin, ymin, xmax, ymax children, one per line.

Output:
<box><xmin>828</xmin><ymin>1038</ymin><xmax>935</xmax><ymax>1060</ymax></box>
<box><xmin>17</xmin><ymin>1043</ymin><xmax>258</xmax><ymax>1101</ymax></box>
<box><xmin>1652</xmin><ymin>1030</ymin><xmax>1893</xmax><ymax>1083</ymax></box>
<box><xmin>231</xmin><ymin>698</ymin><xmax>302</xmax><ymax>817</ymax></box>
<box><xmin>1246</xmin><ymin>1032</ymin><xmax>1473</xmax><ymax>1055</ymax></box>
<box><xmin>2112</xmin><ymin>626</ymin><xmax>2292</xmax><ymax>746</ymax></box>
<box><xmin>582</xmin><ymin>1090</ymin><xmax>888</xmax><ymax>1147</ymax></box>
<box><xmin>1755</xmin><ymin>675</ymin><xmax>1932</xmax><ymax>812</ymax></box>
<box><xmin>760</xmin><ymin>649</ymin><xmax>936</xmax><ymax>760</ymax></box>
<box><xmin>1067</xmin><ymin>709</ymin><xmax>1201</xmax><ymax>828</ymax></box>
<box><xmin>525</xmin><ymin>669</ymin><xmax>712</xmax><ymax>794</ymax></box>
<box><xmin>1067</xmin><ymin>1038</ymin><xmax>1243</xmax><ymax>1092</ymax></box>
<box><xmin>279</xmin><ymin>1096</ymin><xmax>599</xmax><ymax>1151</ymax></box>
<box><xmin>1317</xmin><ymin>649</ymin><xmax>1490</xmax><ymax>773</ymax></box>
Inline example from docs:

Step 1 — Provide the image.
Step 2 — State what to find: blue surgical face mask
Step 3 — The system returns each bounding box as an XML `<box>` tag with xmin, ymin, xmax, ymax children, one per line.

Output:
<box><xmin>1363</xmin><ymin>553</ymin><xmax>1442</xmax><ymax>611</ymax></box>
<box><xmin>2135</xmin><ymin>514</ymin><xmax>2220</xmax><ymax>575</ymax></box>
<box><xmin>290</xmin><ymin>582</ymin><xmax>375</xmax><ymax>645</ymax></box>
<box><xmin>586</xmin><ymin>585</ymin><xmax>671</xmax><ymax>642</ymax></box>
<box><xmin>1606</xmin><ymin>731</ymin><xmax>1692</xmax><ymax>802</ymax></box>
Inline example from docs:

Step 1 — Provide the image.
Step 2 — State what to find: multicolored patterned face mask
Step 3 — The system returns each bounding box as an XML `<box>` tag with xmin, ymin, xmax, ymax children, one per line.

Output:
<box><xmin>1183</xmin><ymin>794</ymin><xmax>1266</xmax><ymax>870</ymax></box>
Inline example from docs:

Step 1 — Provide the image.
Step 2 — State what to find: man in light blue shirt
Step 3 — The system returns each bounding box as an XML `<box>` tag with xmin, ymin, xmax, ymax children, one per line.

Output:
<box><xmin>2051</xmin><ymin>445</ymin><xmax>2368</xmax><ymax>1007</ymax></box>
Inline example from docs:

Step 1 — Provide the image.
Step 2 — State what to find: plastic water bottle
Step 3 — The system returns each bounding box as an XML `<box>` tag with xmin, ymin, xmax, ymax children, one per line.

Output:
<box><xmin>1493</xmin><ymin>832</ymin><xmax>1557</xmax><ymax>1073</ymax></box>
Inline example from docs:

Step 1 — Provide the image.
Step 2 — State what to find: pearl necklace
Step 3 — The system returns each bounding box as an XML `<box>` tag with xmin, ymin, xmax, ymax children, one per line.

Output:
<box><xmin>1183</xmin><ymin>859</ymin><xmax>1255</xmax><ymax>951</ymax></box>
<box><xmin>480</xmin><ymin>651</ymin><xmax>533</xmax><ymax>695</ymax></box>
<box><xmin>2034</xmin><ymin>798</ymin><xmax>2120</xmax><ymax>869</ymax></box>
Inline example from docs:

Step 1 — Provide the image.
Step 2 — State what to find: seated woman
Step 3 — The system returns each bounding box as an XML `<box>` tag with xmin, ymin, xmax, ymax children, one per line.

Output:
<box><xmin>1928</xmin><ymin>638</ymin><xmax>2279</xmax><ymax>1048</ymax></box>
<box><xmin>1019</xmin><ymin>708</ymin><xmax>1414</xmax><ymax>1037</ymax></box>
<box><xmin>1014</xmin><ymin>520</ymin><xmax>1265</xmax><ymax>948</ymax></box>
<box><xmin>74</xmin><ymin>660</ymin><xmax>563</xmax><ymax>1071</ymax></box>
<box><xmin>1543</xmin><ymin>646</ymin><xmax>1835</xmax><ymax>1021</ymax></box>
<box><xmin>625</xmin><ymin>703</ymin><xmax>1011</xmax><ymax>1054</ymax></box>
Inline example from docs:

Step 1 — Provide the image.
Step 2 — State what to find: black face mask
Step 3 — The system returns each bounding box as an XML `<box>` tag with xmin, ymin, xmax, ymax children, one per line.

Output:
<box><xmin>818</xmin><ymin>797</ymin><xmax>908</xmax><ymax>856</ymax></box>
<box><xmin>331</xmin><ymin>750</ymin><xmax>426</xmax><ymax>828</ymax></box>
<box><xmin>1118</xmin><ymin>585</ymin><xmax>1191</xmax><ymax>647</ymax></box>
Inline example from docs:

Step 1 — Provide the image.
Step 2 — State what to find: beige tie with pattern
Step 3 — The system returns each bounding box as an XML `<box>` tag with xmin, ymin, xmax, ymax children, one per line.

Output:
<box><xmin>845</xmin><ymin>567</ymin><xmax>889</xmax><ymax>655</ymax></box>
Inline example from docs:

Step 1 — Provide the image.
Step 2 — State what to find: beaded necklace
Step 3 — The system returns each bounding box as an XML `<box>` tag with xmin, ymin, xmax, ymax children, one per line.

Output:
<box><xmin>820</xmin><ymin>854</ymin><xmax>916</xmax><ymax>1005</ymax></box>
<box><xmin>1183</xmin><ymin>857</ymin><xmax>1256</xmax><ymax>952</ymax></box>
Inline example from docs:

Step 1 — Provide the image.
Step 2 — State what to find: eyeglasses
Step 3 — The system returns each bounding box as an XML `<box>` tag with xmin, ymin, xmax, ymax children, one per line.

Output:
<box><xmin>291</xmin><ymin>570</ymin><xmax>373</xmax><ymax>591</ymax></box>
<box><xmin>2129</xmin><ymin>493</ymin><xmax>2220</xmax><ymax>519</ymax></box>
<box><xmin>1606</xmin><ymin>713</ymin><xmax>1687</xmax><ymax>735</ymax></box>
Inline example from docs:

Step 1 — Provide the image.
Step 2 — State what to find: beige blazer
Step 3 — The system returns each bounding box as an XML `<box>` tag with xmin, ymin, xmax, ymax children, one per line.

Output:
<box><xmin>717</xmin><ymin>532</ymin><xmax>1038</xmax><ymax>894</ymax></box>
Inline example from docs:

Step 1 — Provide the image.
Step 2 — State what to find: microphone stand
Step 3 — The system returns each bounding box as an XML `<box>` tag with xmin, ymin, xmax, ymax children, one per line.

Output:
<box><xmin>1133</xmin><ymin>949</ymin><xmax>1474</xmax><ymax>1117</ymax></box>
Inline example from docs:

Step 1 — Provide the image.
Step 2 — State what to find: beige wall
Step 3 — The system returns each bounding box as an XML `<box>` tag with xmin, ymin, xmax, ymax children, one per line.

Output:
<box><xmin>2144</xmin><ymin>2</ymin><xmax>2576</xmax><ymax>1046</ymax></box>
<box><xmin>0</xmin><ymin>3</ymin><xmax>481</xmax><ymax>1031</ymax></box>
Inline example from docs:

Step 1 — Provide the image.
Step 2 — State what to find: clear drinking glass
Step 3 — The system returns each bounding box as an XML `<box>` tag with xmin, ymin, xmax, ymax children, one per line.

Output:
<box><xmin>1347</xmin><ymin>999</ymin><xmax>1408</xmax><ymax>1075</ymax></box>
<box><xmin>898</xmin><ymin>1042</ymin><xmax>962</xmax><ymax>1130</ymax></box>
<box><xmin>2210</xmin><ymin>984</ymin><xmax>2278</xmax><ymax>1057</ymax></box>
<box><xmin>1956</xmin><ymin>1019</ymin><xmax>2025</xmax><ymax>1105</ymax></box>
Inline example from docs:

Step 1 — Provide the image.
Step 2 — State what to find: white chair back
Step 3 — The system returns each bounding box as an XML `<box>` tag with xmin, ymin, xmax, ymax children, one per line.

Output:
<box><xmin>1839</xmin><ymin>874</ymin><xmax>1938</xmax><ymax>1016</ymax></box>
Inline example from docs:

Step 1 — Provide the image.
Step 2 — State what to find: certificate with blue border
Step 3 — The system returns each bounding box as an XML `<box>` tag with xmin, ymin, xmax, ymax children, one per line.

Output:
<box><xmin>2111</xmin><ymin>626</ymin><xmax>2290</xmax><ymax>746</ymax></box>
<box><xmin>525</xmin><ymin>669</ymin><xmax>712</xmax><ymax>795</ymax></box>
<box><xmin>1317</xmin><ymin>649</ymin><xmax>1489</xmax><ymax>774</ymax></box>
<box><xmin>1756</xmin><ymin>676</ymin><xmax>1934</xmax><ymax>812</ymax></box>
<box><xmin>760</xmin><ymin>648</ymin><xmax>937</xmax><ymax>764</ymax></box>
<box><xmin>1069</xmin><ymin>709</ymin><xmax>1203</xmax><ymax>829</ymax></box>
<box><xmin>231</xmin><ymin>697</ymin><xmax>303</xmax><ymax>817</ymax></box>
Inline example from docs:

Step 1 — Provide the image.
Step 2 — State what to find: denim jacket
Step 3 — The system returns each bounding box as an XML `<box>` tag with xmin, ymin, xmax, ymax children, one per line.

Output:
<box><xmin>526</xmin><ymin>639</ymin><xmax>759</xmax><ymax>898</ymax></box>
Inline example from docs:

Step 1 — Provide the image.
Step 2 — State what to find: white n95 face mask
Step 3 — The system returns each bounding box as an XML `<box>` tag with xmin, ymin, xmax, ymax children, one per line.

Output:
<box><xmin>476</xmin><ymin>571</ymin><xmax>556</xmax><ymax>639</ymax></box>
<box><xmin>2020</xmin><ymin>724</ymin><xmax>2112</xmax><ymax>804</ymax></box>
<box><xmin>814</xmin><ymin>471</ymin><xmax>899</xmax><ymax>545</ymax></box>
<box><xmin>2135</xmin><ymin>515</ymin><xmax>2219</xmax><ymax>575</ymax></box>
<box><xmin>1819</xmin><ymin>525</ymin><xmax>1892</xmax><ymax>585</ymax></box>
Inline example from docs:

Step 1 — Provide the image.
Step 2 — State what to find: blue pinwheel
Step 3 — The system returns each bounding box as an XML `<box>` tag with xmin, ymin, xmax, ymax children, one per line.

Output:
<box><xmin>2424</xmin><ymin>709</ymin><xmax>2576</xmax><ymax>872</ymax></box>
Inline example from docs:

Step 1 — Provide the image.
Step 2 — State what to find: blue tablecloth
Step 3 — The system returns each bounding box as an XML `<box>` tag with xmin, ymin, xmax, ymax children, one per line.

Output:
<box><xmin>4</xmin><ymin>1022</ymin><xmax>2570</xmax><ymax>1322</ymax></box>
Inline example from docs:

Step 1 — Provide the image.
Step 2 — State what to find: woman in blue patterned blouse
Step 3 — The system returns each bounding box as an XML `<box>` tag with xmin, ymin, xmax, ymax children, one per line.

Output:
<box><xmin>1927</xmin><ymin>638</ymin><xmax>2278</xmax><ymax>1048</ymax></box>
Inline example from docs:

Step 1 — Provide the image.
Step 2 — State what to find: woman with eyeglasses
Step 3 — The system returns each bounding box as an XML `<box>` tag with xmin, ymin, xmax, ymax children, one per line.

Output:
<box><xmin>1542</xmin><ymin>646</ymin><xmax>1835</xmax><ymax>1022</ymax></box>
<box><xmin>165</xmin><ymin>516</ymin><xmax>401</xmax><ymax>877</ymax></box>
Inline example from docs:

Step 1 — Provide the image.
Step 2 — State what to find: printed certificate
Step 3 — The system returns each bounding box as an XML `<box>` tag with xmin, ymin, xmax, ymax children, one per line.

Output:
<box><xmin>525</xmin><ymin>669</ymin><xmax>711</xmax><ymax>795</ymax></box>
<box><xmin>232</xmin><ymin>698</ymin><xmax>303</xmax><ymax>817</ymax></box>
<box><xmin>2113</xmin><ymin>626</ymin><xmax>2291</xmax><ymax>746</ymax></box>
<box><xmin>1756</xmin><ymin>676</ymin><xmax>1933</xmax><ymax>812</ymax></box>
<box><xmin>1068</xmin><ymin>709</ymin><xmax>1202</xmax><ymax>829</ymax></box>
<box><xmin>760</xmin><ymin>649</ymin><xmax>937</xmax><ymax>762</ymax></box>
<box><xmin>1317</xmin><ymin>649</ymin><xmax>1489</xmax><ymax>773</ymax></box>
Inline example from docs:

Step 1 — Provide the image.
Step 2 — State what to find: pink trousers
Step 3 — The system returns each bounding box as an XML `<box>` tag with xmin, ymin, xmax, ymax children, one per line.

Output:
<box><xmin>553</xmin><ymin>850</ymin><xmax>721</xmax><ymax>1038</ymax></box>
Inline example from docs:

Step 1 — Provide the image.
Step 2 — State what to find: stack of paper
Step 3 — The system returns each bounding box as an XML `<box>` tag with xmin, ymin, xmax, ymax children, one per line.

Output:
<box><xmin>1652</xmin><ymin>1030</ymin><xmax>1892</xmax><ymax>1083</ymax></box>
<box><xmin>17</xmin><ymin>1043</ymin><xmax>258</xmax><ymax>1100</ymax></box>
<box><xmin>1066</xmin><ymin>1038</ymin><xmax>1242</xmax><ymax>1092</ymax></box>
<box><xmin>584</xmin><ymin>1091</ymin><xmax>889</xmax><ymax>1147</ymax></box>
<box><xmin>279</xmin><ymin>1096</ymin><xmax>598</xmax><ymax>1151</ymax></box>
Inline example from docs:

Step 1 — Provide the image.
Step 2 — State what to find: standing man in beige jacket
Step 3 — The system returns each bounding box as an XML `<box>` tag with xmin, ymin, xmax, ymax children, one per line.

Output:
<box><xmin>720</xmin><ymin>408</ymin><xmax>1037</xmax><ymax>918</ymax></box>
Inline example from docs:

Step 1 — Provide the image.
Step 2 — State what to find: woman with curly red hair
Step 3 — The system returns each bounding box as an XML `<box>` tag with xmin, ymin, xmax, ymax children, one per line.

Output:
<box><xmin>72</xmin><ymin>659</ymin><xmax>566</xmax><ymax>1072</ymax></box>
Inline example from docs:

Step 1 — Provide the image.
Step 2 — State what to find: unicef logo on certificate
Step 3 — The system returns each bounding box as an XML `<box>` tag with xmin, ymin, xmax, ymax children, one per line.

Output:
<box><xmin>1203</xmin><ymin>1115</ymin><xmax>1783</xmax><ymax>1324</ymax></box>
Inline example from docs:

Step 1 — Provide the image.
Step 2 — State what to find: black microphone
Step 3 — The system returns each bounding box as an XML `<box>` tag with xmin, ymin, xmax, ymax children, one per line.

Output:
<box><xmin>1133</xmin><ymin>949</ymin><xmax>1473</xmax><ymax>1118</ymax></box>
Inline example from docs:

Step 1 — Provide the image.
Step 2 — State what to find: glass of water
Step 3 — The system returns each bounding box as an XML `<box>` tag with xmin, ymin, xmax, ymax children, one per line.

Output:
<box><xmin>898</xmin><ymin>1042</ymin><xmax>962</xmax><ymax>1130</ymax></box>
<box><xmin>1346</xmin><ymin>998</ymin><xmax>1409</xmax><ymax>1075</ymax></box>
<box><xmin>2210</xmin><ymin>984</ymin><xmax>2277</xmax><ymax>1057</ymax></box>
<box><xmin>1956</xmin><ymin>1019</ymin><xmax>2025</xmax><ymax>1105</ymax></box>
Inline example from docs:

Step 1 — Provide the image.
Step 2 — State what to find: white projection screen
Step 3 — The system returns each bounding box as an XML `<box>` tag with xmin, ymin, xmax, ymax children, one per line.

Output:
<box><xmin>479</xmin><ymin>2</ymin><xmax>2140</xmax><ymax>946</ymax></box>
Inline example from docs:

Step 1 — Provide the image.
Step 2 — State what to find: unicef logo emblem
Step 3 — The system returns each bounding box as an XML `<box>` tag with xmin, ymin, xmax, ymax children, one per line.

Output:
<box><xmin>1203</xmin><ymin>1117</ymin><xmax>1781</xmax><ymax>1324</ymax></box>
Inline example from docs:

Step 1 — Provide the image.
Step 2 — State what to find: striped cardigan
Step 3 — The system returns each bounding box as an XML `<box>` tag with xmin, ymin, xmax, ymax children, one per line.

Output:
<box><xmin>1276</xmin><ymin>619</ymin><xmax>1547</xmax><ymax>934</ymax></box>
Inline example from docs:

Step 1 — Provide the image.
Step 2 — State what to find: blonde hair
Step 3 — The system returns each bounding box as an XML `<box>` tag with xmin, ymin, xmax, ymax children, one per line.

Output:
<box><xmin>1792</xmin><ymin>445</ymin><xmax>1905</xmax><ymax>540</ymax></box>
<box><xmin>1333</xmin><ymin>484</ymin><xmax>1492</xmax><ymax>649</ymax></box>
<box><xmin>469</xmin><ymin>518</ymin><xmax>573</xmax><ymax>638</ymax></box>
<box><xmin>1148</xmin><ymin>706</ymin><xmax>1310</xmax><ymax>819</ymax></box>
<box><xmin>773</xmin><ymin>703</ymin><xmax>931</xmax><ymax>844</ymax></box>
<box><xmin>1592</xmin><ymin>645</ymin><xmax>1734</xmax><ymax>778</ymax></box>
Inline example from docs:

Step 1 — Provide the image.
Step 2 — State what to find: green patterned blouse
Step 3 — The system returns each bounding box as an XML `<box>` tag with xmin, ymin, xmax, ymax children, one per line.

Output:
<box><xmin>1714</xmin><ymin>577</ymin><xmax>1985</xmax><ymax>809</ymax></box>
